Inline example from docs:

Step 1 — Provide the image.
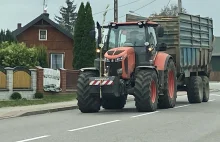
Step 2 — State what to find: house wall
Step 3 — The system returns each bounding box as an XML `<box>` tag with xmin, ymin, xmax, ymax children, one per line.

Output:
<box><xmin>211</xmin><ymin>56</ymin><xmax>220</xmax><ymax>72</ymax></box>
<box><xmin>17</xmin><ymin>25</ymin><xmax>73</xmax><ymax>70</ymax></box>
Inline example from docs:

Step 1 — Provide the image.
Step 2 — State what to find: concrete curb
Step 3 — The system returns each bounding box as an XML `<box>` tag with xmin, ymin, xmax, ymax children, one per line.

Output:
<box><xmin>0</xmin><ymin>90</ymin><xmax>218</xmax><ymax>120</ymax></box>
<box><xmin>20</xmin><ymin>97</ymin><xmax>135</xmax><ymax>117</ymax></box>
<box><xmin>0</xmin><ymin>96</ymin><xmax>135</xmax><ymax>120</ymax></box>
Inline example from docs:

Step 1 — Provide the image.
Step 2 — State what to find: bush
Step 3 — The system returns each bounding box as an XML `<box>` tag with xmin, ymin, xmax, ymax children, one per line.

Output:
<box><xmin>10</xmin><ymin>92</ymin><xmax>22</xmax><ymax>100</ymax></box>
<box><xmin>34</xmin><ymin>92</ymin><xmax>44</xmax><ymax>99</ymax></box>
<box><xmin>0</xmin><ymin>42</ymin><xmax>39</xmax><ymax>68</ymax></box>
<box><xmin>34</xmin><ymin>45</ymin><xmax>48</xmax><ymax>68</ymax></box>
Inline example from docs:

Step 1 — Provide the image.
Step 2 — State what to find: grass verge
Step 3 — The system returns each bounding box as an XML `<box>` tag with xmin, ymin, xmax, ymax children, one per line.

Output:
<box><xmin>0</xmin><ymin>94</ymin><xmax>76</xmax><ymax>108</ymax></box>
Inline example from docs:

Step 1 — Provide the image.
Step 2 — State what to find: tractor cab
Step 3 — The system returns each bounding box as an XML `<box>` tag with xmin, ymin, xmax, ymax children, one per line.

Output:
<box><xmin>94</xmin><ymin>20</ymin><xmax>164</xmax><ymax>78</ymax></box>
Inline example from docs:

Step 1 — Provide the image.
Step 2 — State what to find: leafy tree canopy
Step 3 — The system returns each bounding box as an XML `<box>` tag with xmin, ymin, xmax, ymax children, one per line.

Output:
<box><xmin>151</xmin><ymin>4</ymin><xmax>187</xmax><ymax>17</ymax></box>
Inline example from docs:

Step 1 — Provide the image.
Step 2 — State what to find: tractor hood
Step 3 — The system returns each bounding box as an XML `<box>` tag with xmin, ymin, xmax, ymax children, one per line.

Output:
<box><xmin>104</xmin><ymin>47</ymin><xmax>135</xmax><ymax>59</ymax></box>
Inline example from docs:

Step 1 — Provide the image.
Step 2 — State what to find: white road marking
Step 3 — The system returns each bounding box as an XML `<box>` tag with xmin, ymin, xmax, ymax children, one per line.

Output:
<box><xmin>131</xmin><ymin>111</ymin><xmax>159</xmax><ymax>118</ymax></box>
<box><xmin>68</xmin><ymin>120</ymin><xmax>121</xmax><ymax>132</ymax></box>
<box><xmin>16</xmin><ymin>135</ymin><xmax>50</xmax><ymax>142</ymax></box>
<box><xmin>209</xmin><ymin>99</ymin><xmax>216</xmax><ymax>102</ymax></box>
<box><xmin>174</xmin><ymin>104</ymin><xmax>191</xmax><ymax>108</ymax></box>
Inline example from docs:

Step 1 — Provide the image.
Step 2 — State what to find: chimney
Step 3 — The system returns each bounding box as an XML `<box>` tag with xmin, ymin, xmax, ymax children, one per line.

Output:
<box><xmin>43</xmin><ymin>12</ymin><xmax>49</xmax><ymax>18</ymax></box>
<box><xmin>17</xmin><ymin>23</ymin><xmax>22</xmax><ymax>29</ymax></box>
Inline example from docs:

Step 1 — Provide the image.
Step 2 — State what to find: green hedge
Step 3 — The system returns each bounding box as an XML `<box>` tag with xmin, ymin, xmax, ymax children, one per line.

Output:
<box><xmin>0</xmin><ymin>42</ymin><xmax>48</xmax><ymax>68</ymax></box>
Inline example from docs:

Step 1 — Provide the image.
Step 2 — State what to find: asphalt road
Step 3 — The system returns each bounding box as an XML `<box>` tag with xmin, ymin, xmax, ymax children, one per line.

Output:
<box><xmin>1</xmin><ymin>93</ymin><xmax>220</xmax><ymax>142</ymax></box>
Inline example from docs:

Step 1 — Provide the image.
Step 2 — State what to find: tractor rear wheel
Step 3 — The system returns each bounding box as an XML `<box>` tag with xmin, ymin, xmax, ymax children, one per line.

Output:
<box><xmin>77</xmin><ymin>72</ymin><xmax>101</xmax><ymax>113</ymax></box>
<box><xmin>134</xmin><ymin>70</ymin><xmax>158</xmax><ymax>112</ymax></box>
<box><xmin>187</xmin><ymin>76</ymin><xmax>203</xmax><ymax>103</ymax></box>
<box><xmin>102</xmin><ymin>95</ymin><xmax>127</xmax><ymax>109</ymax></box>
<box><xmin>158</xmin><ymin>59</ymin><xmax>177</xmax><ymax>109</ymax></box>
<box><xmin>202</xmin><ymin>76</ymin><xmax>209</xmax><ymax>102</ymax></box>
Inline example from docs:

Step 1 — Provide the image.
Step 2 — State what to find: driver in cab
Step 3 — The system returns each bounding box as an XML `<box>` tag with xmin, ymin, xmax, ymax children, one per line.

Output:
<box><xmin>124</xmin><ymin>30</ymin><xmax>145</xmax><ymax>47</ymax></box>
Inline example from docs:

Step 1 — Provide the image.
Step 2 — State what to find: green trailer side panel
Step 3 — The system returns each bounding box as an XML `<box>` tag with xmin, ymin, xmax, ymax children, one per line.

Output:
<box><xmin>149</xmin><ymin>13</ymin><xmax>213</xmax><ymax>74</ymax></box>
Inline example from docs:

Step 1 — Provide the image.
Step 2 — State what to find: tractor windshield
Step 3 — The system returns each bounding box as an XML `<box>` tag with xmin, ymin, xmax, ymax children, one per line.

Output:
<box><xmin>108</xmin><ymin>25</ymin><xmax>146</xmax><ymax>49</ymax></box>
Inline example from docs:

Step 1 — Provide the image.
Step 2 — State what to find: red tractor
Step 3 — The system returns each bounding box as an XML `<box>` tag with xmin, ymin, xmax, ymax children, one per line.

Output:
<box><xmin>76</xmin><ymin>20</ymin><xmax>177</xmax><ymax>113</ymax></box>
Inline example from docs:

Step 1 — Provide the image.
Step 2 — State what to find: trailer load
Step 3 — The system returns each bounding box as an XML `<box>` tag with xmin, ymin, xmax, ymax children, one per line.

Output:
<box><xmin>76</xmin><ymin>12</ymin><xmax>214</xmax><ymax>113</ymax></box>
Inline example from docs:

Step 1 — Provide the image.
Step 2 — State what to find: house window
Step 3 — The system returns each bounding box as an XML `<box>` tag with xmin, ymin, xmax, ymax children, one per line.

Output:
<box><xmin>50</xmin><ymin>53</ymin><xmax>64</xmax><ymax>69</ymax></box>
<box><xmin>39</xmin><ymin>29</ymin><xmax>47</xmax><ymax>40</ymax></box>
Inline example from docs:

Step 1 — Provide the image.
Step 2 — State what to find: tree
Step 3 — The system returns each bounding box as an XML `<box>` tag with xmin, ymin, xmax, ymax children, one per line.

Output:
<box><xmin>34</xmin><ymin>45</ymin><xmax>48</xmax><ymax>68</ymax></box>
<box><xmin>151</xmin><ymin>4</ymin><xmax>187</xmax><ymax>17</ymax></box>
<box><xmin>82</xmin><ymin>2</ymin><xmax>96</xmax><ymax>67</ymax></box>
<box><xmin>73</xmin><ymin>2</ymin><xmax>85</xmax><ymax>69</ymax></box>
<box><xmin>0</xmin><ymin>29</ymin><xmax>16</xmax><ymax>43</ymax></box>
<box><xmin>54</xmin><ymin>0</ymin><xmax>77</xmax><ymax>35</ymax></box>
<box><xmin>72</xmin><ymin>2</ymin><xmax>96</xmax><ymax>69</ymax></box>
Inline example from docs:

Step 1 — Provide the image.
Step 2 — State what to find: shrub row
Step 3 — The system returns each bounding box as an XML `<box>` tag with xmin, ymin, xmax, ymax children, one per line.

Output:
<box><xmin>10</xmin><ymin>92</ymin><xmax>44</xmax><ymax>100</ymax></box>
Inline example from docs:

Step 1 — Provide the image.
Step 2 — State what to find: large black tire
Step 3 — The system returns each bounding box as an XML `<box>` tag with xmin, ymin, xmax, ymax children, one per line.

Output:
<box><xmin>187</xmin><ymin>76</ymin><xmax>203</xmax><ymax>103</ymax></box>
<box><xmin>134</xmin><ymin>70</ymin><xmax>158</xmax><ymax>112</ymax></box>
<box><xmin>158</xmin><ymin>59</ymin><xmax>177</xmax><ymax>109</ymax></box>
<box><xmin>101</xmin><ymin>95</ymin><xmax>127</xmax><ymax>109</ymax></box>
<box><xmin>76</xmin><ymin>72</ymin><xmax>101</xmax><ymax>113</ymax></box>
<box><xmin>202</xmin><ymin>76</ymin><xmax>210</xmax><ymax>102</ymax></box>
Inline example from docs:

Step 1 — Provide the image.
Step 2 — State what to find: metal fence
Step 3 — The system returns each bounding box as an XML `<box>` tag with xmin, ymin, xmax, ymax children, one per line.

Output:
<box><xmin>66</xmin><ymin>70</ymin><xmax>80</xmax><ymax>91</ymax></box>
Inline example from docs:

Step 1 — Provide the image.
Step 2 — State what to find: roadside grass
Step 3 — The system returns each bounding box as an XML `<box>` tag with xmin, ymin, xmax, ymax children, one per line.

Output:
<box><xmin>0</xmin><ymin>94</ymin><xmax>76</xmax><ymax>108</ymax></box>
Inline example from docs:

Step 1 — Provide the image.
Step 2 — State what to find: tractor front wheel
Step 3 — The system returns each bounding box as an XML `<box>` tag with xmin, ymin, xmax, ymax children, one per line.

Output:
<box><xmin>77</xmin><ymin>72</ymin><xmax>101</xmax><ymax>113</ymax></box>
<box><xmin>134</xmin><ymin>70</ymin><xmax>158</xmax><ymax>112</ymax></box>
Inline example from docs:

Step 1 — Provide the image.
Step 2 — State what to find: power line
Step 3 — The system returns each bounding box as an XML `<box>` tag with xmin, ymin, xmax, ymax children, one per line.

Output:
<box><xmin>111</xmin><ymin>0</ymin><xmax>157</xmax><ymax>22</ymax></box>
<box><xmin>93</xmin><ymin>0</ymin><xmax>144</xmax><ymax>16</ymax></box>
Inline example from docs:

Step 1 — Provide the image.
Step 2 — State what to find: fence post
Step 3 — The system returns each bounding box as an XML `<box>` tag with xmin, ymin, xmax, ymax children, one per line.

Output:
<box><xmin>36</xmin><ymin>66</ymin><xmax>44</xmax><ymax>93</ymax></box>
<box><xmin>60</xmin><ymin>68</ymin><xmax>66</xmax><ymax>93</ymax></box>
<box><xmin>5</xmin><ymin>67</ymin><xmax>14</xmax><ymax>93</ymax></box>
<box><xmin>30</xmin><ymin>69</ymin><xmax>37</xmax><ymax>93</ymax></box>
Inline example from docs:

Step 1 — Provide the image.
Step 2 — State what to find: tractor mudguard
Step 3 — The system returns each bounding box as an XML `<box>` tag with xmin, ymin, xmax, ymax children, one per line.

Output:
<box><xmin>80</xmin><ymin>67</ymin><xmax>100</xmax><ymax>74</ymax></box>
<box><xmin>88</xmin><ymin>76</ymin><xmax>121</xmax><ymax>98</ymax></box>
<box><xmin>136</xmin><ymin>66</ymin><xmax>159</xmax><ymax>77</ymax></box>
<box><xmin>154</xmin><ymin>52</ymin><xmax>173</xmax><ymax>71</ymax></box>
<box><xmin>154</xmin><ymin>52</ymin><xmax>173</xmax><ymax>90</ymax></box>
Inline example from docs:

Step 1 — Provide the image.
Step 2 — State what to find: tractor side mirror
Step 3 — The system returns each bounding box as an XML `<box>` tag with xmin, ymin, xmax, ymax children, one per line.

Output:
<box><xmin>96</xmin><ymin>22</ymin><xmax>102</xmax><ymax>46</ymax></box>
<box><xmin>156</xmin><ymin>26</ymin><xmax>164</xmax><ymax>37</ymax></box>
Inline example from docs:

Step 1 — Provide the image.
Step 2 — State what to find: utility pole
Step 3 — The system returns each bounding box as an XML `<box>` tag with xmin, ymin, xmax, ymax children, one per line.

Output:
<box><xmin>178</xmin><ymin>0</ymin><xmax>182</xmax><ymax>13</ymax></box>
<box><xmin>114</xmin><ymin>0</ymin><xmax>118</xmax><ymax>22</ymax></box>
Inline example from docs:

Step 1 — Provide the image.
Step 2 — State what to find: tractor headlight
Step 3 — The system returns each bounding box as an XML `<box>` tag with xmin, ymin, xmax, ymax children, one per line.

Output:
<box><xmin>105</xmin><ymin>57</ymin><xmax>110</xmax><ymax>62</ymax></box>
<box><xmin>96</xmin><ymin>48</ymin><xmax>100</xmax><ymax>53</ymax></box>
<box><xmin>148</xmin><ymin>47</ymin><xmax>154</xmax><ymax>52</ymax></box>
<box><xmin>116</xmin><ymin>56</ymin><xmax>123</xmax><ymax>62</ymax></box>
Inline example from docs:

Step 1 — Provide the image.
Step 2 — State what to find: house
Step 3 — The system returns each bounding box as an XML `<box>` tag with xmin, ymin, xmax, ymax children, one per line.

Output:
<box><xmin>13</xmin><ymin>12</ymin><xmax>73</xmax><ymax>70</ymax></box>
<box><xmin>210</xmin><ymin>36</ymin><xmax>220</xmax><ymax>81</ymax></box>
<box><xmin>211</xmin><ymin>37</ymin><xmax>220</xmax><ymax>71</ymax></box>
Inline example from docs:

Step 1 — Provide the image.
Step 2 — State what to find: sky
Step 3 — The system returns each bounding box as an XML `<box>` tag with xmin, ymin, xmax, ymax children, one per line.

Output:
<box><xmin>0</xmin><ymin>0</ymin><xmax>219</xmax><ymax>36</ymax></box>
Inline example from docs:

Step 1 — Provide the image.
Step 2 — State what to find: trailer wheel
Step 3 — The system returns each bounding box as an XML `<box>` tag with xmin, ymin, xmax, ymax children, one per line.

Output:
<box><xmin>134</xmin><ymin>70</ymin><xmax>158</xmax><ymax>112</ymax></box>
<box><xmin>77</xmin><ymin>72</ymin><xmax>101</xmax><ymax>113</ymax></box>
<box><xmin>101</xmin><ymin>95</ymin><xmax>127</xmax><ymax>109</ymax></box>
<box><xmin>158</xmin><ymin>59</ymin><xmax>177</xmax><ymax>109</ymax></box>
<box><xmin>202</xmin><ymin>76</ymin><xmax>209</xmax><ymax>102</ymax></box>
<box><xmin>187</xmin><ymin>76</ymin><xmax>203</xmax><ymax>103</ymax></box>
